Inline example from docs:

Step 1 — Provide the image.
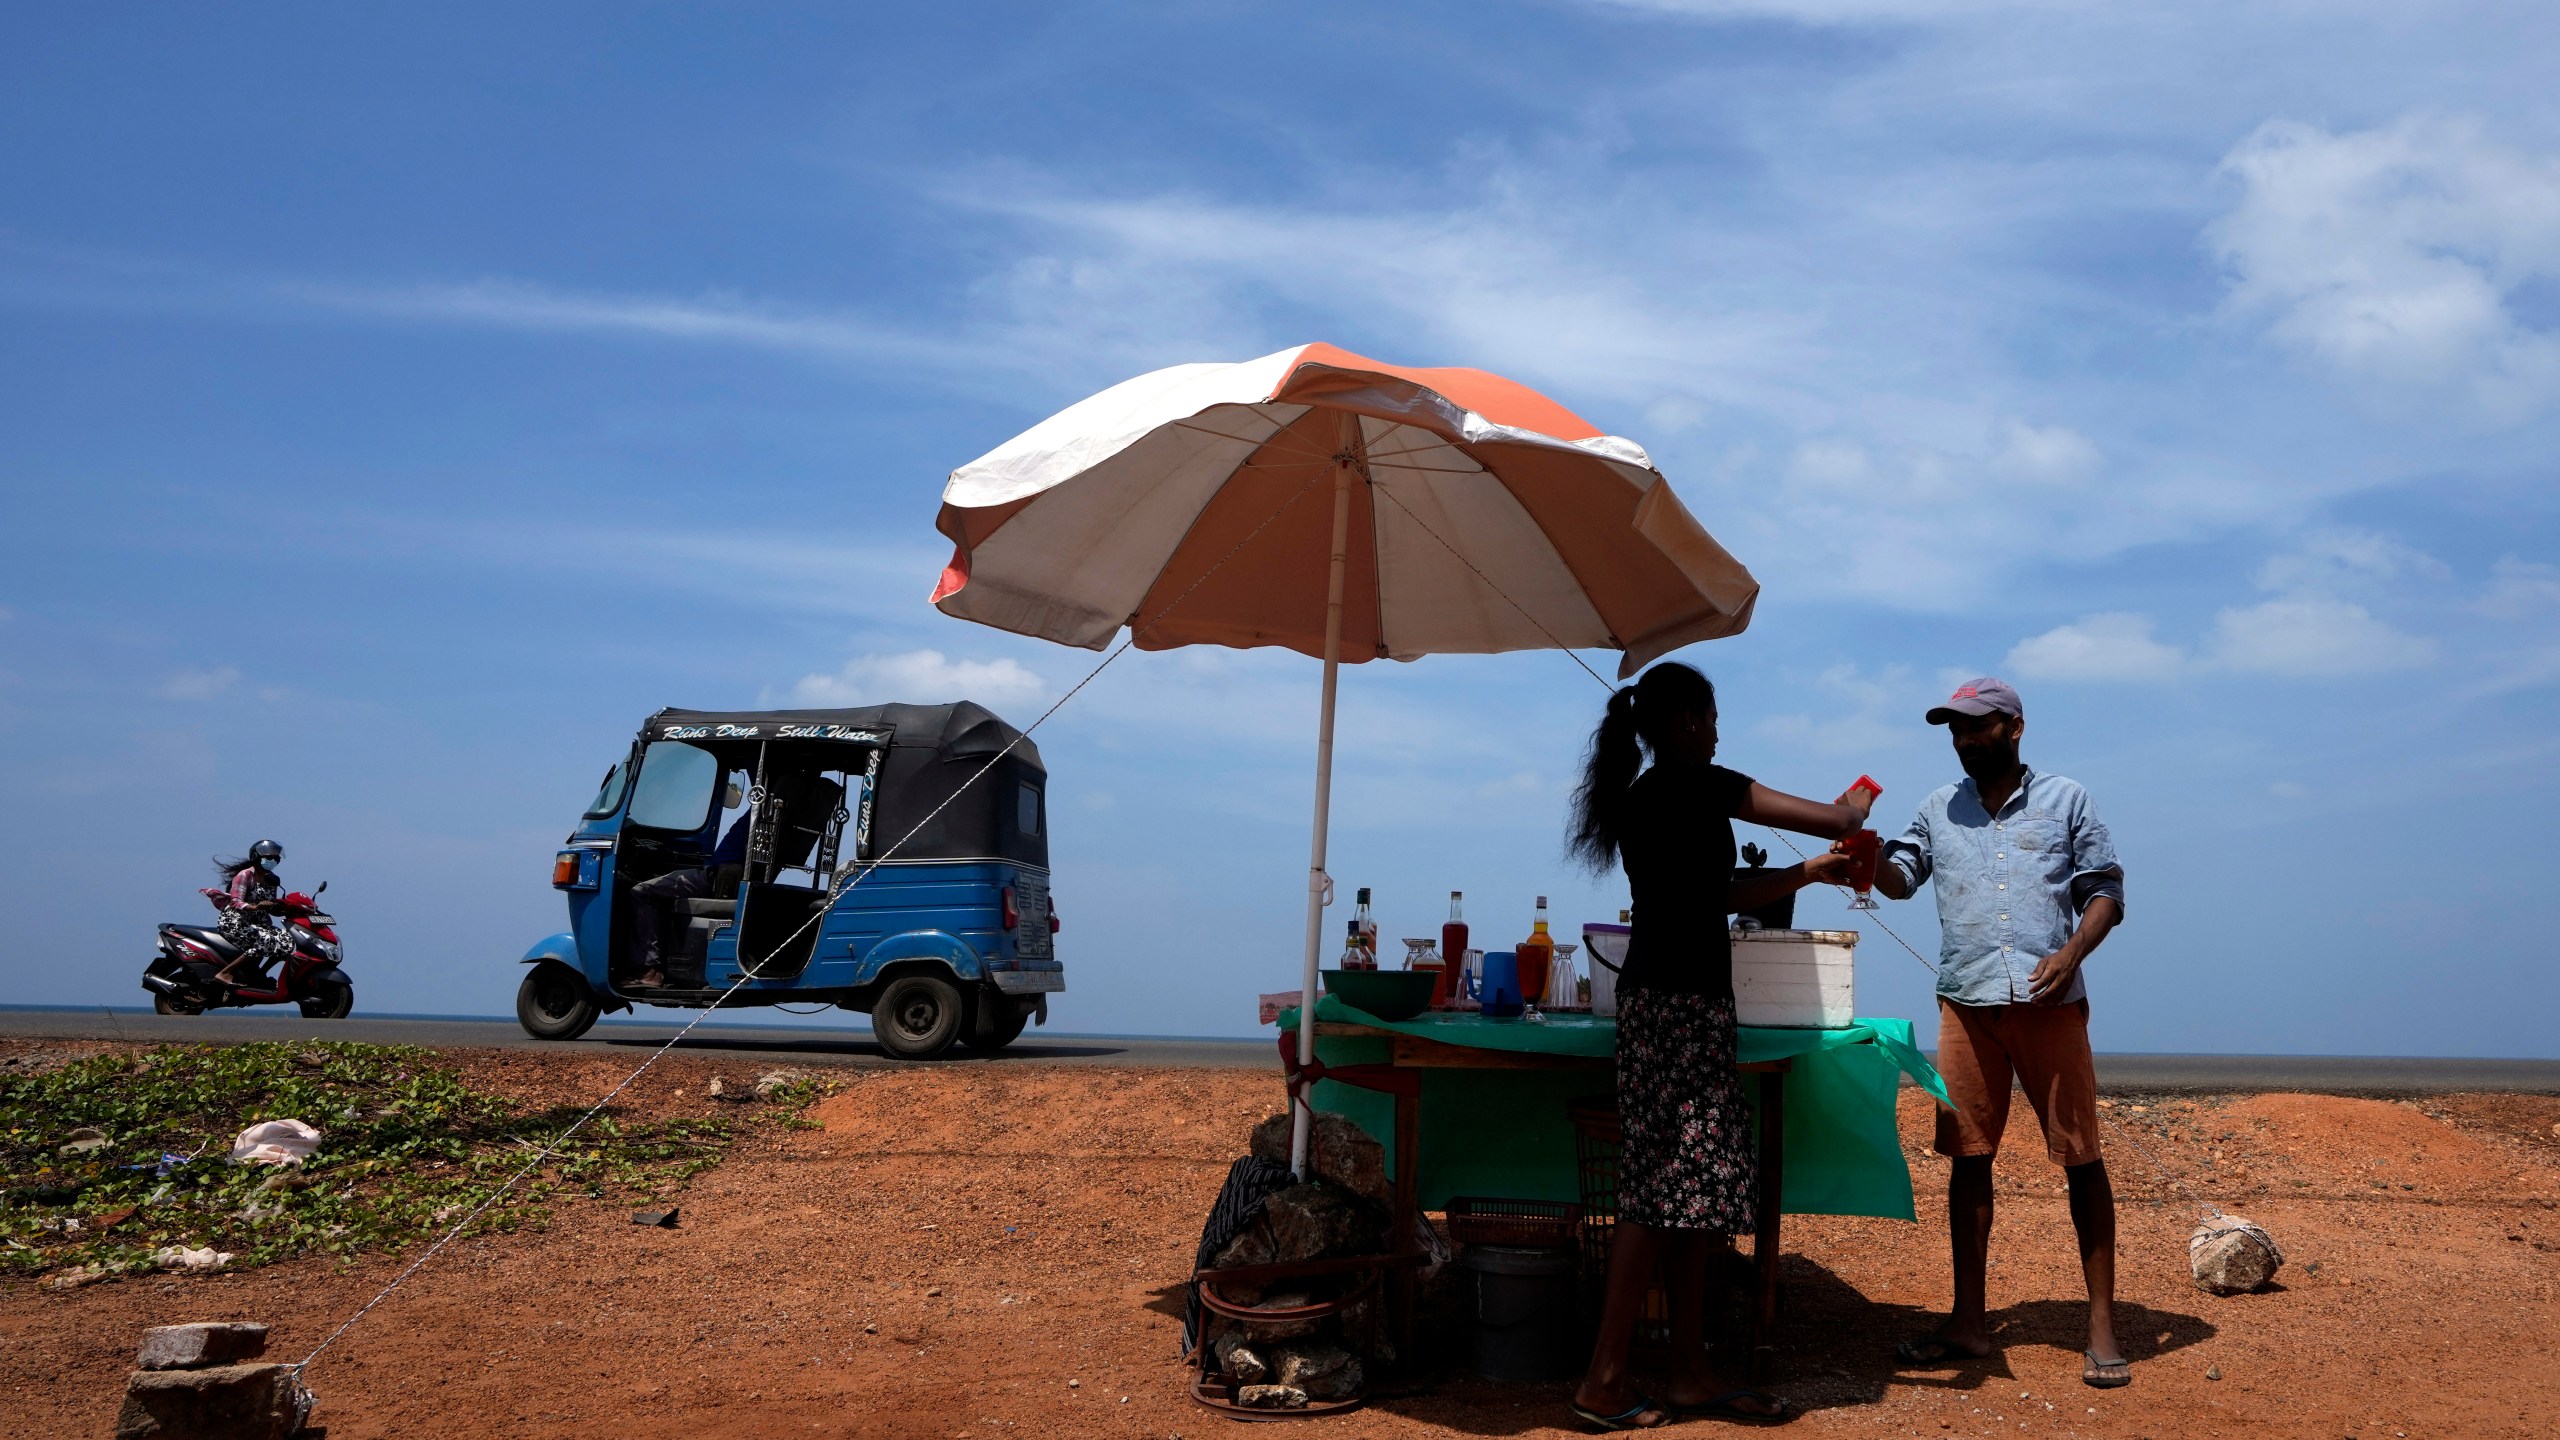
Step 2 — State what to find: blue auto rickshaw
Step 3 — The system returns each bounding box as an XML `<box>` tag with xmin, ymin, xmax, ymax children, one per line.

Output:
<box><xmin>516</xmin><ymin>701</ymin><xmax>1061</xmax><ymax>1059</ymax></box>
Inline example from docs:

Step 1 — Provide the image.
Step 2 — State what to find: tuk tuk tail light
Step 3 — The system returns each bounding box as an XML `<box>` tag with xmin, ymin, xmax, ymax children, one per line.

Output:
<box><xmin>552</xmin><ymin>853</ymin><xmax>579</xmax><ymax>887</ymax></box>
<box><xmin>1000</xmin><ymin>886</ymin><xmax>1020</xmax><ymax>931</ymax></box>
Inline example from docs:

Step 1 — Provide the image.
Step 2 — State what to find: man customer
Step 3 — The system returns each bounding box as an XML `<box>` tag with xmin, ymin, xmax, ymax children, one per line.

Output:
<box><xmin>1874</xmin><ymin>678</ymin><xmax>2132</xmax><ymax>1389</ymax></box>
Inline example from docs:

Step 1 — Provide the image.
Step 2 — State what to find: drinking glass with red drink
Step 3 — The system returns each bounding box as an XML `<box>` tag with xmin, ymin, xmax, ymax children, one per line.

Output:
<box><xmin>1843</xmin><ymin>828</ymin><xmax>1881</xmax><ymax>911</ymax></box>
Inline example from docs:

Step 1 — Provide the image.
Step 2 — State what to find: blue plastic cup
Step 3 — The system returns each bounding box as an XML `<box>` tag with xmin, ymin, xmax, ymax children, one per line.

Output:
<box><xmin>1479</xmin><ymin>949</ymin><xmax>1523</xmax><ymax>1018</ymax></box>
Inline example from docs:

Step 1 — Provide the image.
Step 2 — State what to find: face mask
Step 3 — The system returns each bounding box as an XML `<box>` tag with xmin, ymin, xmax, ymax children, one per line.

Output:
<box><xmin>256</xmin><ymin>859</ymin><xmax>276</xmax><ymax>873</ymax></box>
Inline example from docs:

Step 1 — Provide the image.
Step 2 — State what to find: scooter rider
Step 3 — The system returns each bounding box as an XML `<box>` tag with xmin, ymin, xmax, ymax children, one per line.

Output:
<box><xmin>211</xmin><ymin>840</ymin><xmax>297</xmax><ymax>987</ymax></box>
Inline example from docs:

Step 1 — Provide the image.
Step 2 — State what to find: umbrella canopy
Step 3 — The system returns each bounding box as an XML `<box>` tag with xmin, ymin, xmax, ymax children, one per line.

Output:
<box><xmin>932</xmin><ymin>343</ymin><xmax>1757</xmax><ymax>677</ymax></box>
<box><xmin>930</xmin><ymin>344</ymin><xmax>1758</xmax><ymax>1176</ymax></box>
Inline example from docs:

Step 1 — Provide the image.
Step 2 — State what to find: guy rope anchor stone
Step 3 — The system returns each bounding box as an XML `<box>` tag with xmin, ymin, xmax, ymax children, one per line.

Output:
<box><xmin>116</xmin><ymin>1323</ymin><xmax>317</xmax><ymax>1440</ymax></box>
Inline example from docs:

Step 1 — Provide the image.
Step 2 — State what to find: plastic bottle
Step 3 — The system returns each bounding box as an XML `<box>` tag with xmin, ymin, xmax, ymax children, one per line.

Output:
<box><xmin>1517</xmin><ymin>895</ymin><xmax>1555</xmax><ymax>1009</ymax></box>
<box><xmin>1438</xmin><ymin>892</ymin><xmax>1468</xmax><ymax>1008</ymax></box>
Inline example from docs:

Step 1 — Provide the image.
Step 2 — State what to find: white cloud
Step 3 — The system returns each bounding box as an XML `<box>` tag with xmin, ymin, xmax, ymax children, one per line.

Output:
<box><xmin>157</xmin><ymin>666</ymin><xmax>241</xmax><ymax>701</ymax></box>
<box><xmin>790</xmin><ymin>649</ymin><xmax>1049</xmax><ymax>709</ymax></box>
<box><xmin>1754</xmin><ymin>663</ymin><xmax>1929</xmax><ymax>757</ymax></box>
<box><xmin>2007</xmin><ymin>613</ymin><xmax>2186</xmax><ymax>683</ymax></box>
<box><xmin>2254</xmin><ymin>528</ymin><xmax>2446</xmax><ymax>596</ymax></box>
<box><xmin>2203</xmin><ymin>596</ymin><xmax>2436</xmax><ymax>677</ymax></box>
<box><xmin>2209</xmin><ymin>114</ymin><xmax>2560</xmax><ymax>421</ymax></box>
<box><xmin>2475</xmin><ymin>556</ymin><xmax>2560</xmax><ymax>618</ymax></box>
<box><xmin>1586</xmin><ymin>0</ymin><xmax>2021</xmax><ymax>18</ymax></box>
<box><xmin>1988</xmin><ymin>422</ymin><xmax>2103</xmax><ymax>487</ymax></box>
<box><xmin>283</xmin><ymin>277</ymin><xmax>987</xmax><ymax>370</ymax></box>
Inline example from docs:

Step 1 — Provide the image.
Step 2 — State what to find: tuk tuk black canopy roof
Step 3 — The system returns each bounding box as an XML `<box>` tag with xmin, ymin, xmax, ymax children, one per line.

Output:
<box><xmin>642</xmin><ymin>702</ymin><xmax>1043</xmax><ymax>771</ymax></box>
<box><xmin>639</xmin><ymin>702</ymin><xmax>1046</xmax><ymax>867</ymax></box>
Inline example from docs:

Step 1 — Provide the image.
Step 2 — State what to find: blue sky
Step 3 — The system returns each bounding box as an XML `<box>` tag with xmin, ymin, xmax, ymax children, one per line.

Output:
<box><xmin>3</xmin><ymin>4</ymin><xmax>2555</xmax><ymax>1055</ymax></box>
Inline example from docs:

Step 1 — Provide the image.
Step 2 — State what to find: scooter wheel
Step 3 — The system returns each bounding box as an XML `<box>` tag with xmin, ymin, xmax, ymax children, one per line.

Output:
<box><xmin>153</xmin><ymin>992</ymin><xmax>205</xmax><ymax>1016</ymax></box>
<box><xmin>299</xmin><ymin>979</ymin><xmax>355</xmax><ymax>1019</ymax></box>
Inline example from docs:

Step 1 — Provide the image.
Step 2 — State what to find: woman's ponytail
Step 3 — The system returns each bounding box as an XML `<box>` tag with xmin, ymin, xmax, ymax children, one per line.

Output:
<box><xmin>1567</xmin><ymin>686</ymin><xmax>1645</xmax><ymax>870</ymax></box>
<box><xmin>1565</xmin><ymin>662</ymin><xmax>1717</xmax><ymax>873</ymax></box>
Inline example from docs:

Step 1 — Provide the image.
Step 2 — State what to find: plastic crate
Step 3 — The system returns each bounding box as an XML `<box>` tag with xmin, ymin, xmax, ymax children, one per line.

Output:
<box><xmin>1566</xmin><ymin>1096</ymin><xmax>1670</xmax><ymax>1350</ymax></box>
<box><xmin>1566</xmin><ymin>1097</ymin><xmax>1623</xmax><ymax>1276</ymax></box>
<box><xmin>1444</xmin><ymin>1195</ymin><xmax>1583</xmax><ymax>1251</ymax></box>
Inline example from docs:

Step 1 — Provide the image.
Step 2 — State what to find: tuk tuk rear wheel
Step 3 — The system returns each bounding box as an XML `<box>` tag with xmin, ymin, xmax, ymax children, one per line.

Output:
<box><xmin>962</xmin><ymin>1001</ymin><xmax>1030</xmax><ymax>1055</ymax></box>
<box><xmin>517</xmin><ymin>961</ymin><xmax>600</xmax><ymax>1041</ymax></box>
<box><xmin>872</xmin><ymin>974</ymin><xmax>965</xmax><ymax>1060</ymax></box>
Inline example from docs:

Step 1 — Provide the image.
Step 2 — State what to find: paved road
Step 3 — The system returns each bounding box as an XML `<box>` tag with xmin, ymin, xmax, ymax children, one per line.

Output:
<box><xmin>0</xmin><ymin>1006</ymin><xmax>1268</xmax><ymax>1069</ymax></box>
<box><xmin>7</xmin><ymin>1006</ymin><xmax>2557</xmax><ymax>1091</ymax></box>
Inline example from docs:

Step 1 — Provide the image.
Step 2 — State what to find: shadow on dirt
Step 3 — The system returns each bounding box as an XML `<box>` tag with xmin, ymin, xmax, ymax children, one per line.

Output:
<box><xmin>1330</xmin><ymin>1254</ymin><xmax>2216</xmax><ymax>1434</ymax></box>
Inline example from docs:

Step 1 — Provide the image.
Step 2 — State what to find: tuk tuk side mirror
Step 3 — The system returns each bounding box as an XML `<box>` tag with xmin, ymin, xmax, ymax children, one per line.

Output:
<box><xmin>724</xmin><ymin>780</ymin><xmax>746</xmax><ymax>810</ymax></box>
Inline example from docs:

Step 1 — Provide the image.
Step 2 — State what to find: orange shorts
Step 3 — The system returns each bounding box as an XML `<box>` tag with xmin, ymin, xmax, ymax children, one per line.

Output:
<box><xmin>1933</xmin><ymin>998</ymin><xmax>2101</xmax><ymax>1167</ymax></box>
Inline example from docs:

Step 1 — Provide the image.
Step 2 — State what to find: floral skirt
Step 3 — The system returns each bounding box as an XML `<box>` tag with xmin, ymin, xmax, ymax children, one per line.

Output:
<box><xmin>1614</xmin><ymin>989</ymin><xmax>1757</xmax><ymax>1232</ymax></box>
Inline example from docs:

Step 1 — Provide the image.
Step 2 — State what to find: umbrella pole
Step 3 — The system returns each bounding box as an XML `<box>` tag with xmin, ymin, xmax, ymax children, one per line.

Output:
<box><xmin>1291</xmin><ymin>455</ymin><xmax>1357</xmax><ymax>1180</ymax></box>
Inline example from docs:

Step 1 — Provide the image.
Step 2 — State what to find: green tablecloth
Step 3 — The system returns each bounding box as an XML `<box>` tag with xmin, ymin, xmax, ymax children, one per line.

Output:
<box><xmin>1276</xmin><ymin>996</ymin><xmax>1951</xmax><ymax>1221</ymax></box>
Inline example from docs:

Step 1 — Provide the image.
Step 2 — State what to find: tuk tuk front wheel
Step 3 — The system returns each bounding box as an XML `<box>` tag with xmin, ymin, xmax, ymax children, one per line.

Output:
<box><xmin>517</xmin><ymin>961</ymin><xmax>600</xmax><ymax>1041</ymax></box>
<box><xmin>872</xmin><ymin>974</ymin><xmax>965</xmax><ymax>1060</ymax></box>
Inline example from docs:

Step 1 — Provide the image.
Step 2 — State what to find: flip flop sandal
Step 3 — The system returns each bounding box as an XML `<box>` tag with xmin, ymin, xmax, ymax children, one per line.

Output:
<box><xmin>2082</xmin><ymin>1351</ymin><xmax>2132</xmax><ymax>1389</ymax></box>
<box><xmin>1569</xmin><ymin>1395</ymin><xmax>1667</xmax><ymax>1431</ymax></box>
<box><xmin>1671</xmin><ymin>1389</ymin><xmax>1794</xmax><ymax>1425</ymax></box>
<box><xmin>1895</xmin><ymin>1335</ymin><xmax>1990</xmax><ymax>1367</ymax></box>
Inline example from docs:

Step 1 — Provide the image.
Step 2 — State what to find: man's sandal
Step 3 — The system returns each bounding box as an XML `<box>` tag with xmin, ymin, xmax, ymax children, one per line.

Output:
<box><xmin>1570</xmin><ymin>1395</ymin><xmax>1667</xmax><ymax>1431</ymax></box>
<box><xmin>2082</xmin><ymin>1351</ymin><xmax>2132</xmax><ymax>1389</ymax></box>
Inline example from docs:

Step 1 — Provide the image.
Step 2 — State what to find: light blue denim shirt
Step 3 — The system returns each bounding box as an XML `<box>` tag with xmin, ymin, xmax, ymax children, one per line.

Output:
<box><xmin>1882</xmin><ymin>766</ymin><xmax>2124</xmax><ymax>1007</ymax></box>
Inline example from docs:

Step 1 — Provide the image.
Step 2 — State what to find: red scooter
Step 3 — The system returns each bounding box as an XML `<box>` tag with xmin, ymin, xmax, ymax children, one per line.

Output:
<box><xmin>143</xmin><ymin>882</ymin><xmax>355</xmax><ymax>1018</ymax></box>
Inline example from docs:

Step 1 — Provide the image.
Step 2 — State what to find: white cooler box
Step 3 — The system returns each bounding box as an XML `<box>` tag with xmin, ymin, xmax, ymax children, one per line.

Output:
<box><xmin>1730</xmin><ymin>927</ymin><xmax>1857</xmax><ymax>1029</ymax></box>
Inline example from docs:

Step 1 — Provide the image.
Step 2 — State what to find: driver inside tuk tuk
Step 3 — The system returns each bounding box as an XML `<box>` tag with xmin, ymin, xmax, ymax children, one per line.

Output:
<box><xmin>628</xmin><ymin>772</ymin><xmax>751</xmax><ymax>989</ymax></box>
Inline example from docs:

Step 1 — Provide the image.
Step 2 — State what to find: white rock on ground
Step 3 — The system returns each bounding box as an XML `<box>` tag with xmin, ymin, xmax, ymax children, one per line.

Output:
<box><xmin>2190</xmin><ymin>1212</ymin><xmax>2284</xmax><ymax>1295</ymax></box>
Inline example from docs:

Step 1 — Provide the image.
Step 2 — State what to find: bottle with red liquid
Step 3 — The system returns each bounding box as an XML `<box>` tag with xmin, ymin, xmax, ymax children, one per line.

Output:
<box><xmin>1438</xmin><ymin>891</ymin><xmax>1468</xmax><ymax>1008</ymax></box>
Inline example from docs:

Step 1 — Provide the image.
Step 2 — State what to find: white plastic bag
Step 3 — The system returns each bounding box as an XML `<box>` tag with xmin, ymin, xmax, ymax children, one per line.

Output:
<box><xmin>228</xmin><ymin>1118</ymin><xmax>322</xmax><ymax>1167</ymax></box>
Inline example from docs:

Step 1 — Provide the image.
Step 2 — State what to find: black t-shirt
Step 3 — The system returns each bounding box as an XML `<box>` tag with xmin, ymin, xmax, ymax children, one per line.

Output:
<box><xmin>1615</xmin><ymin>761</ymin><xmax>1754</xmax><ymax>1000</ymax></box>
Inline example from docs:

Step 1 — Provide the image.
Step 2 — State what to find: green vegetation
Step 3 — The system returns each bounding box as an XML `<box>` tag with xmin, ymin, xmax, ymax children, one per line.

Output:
<box><xmin>2</xmin><ymin>1042</ymin><xmax>822</xmax><ymax>1283</ymax></box>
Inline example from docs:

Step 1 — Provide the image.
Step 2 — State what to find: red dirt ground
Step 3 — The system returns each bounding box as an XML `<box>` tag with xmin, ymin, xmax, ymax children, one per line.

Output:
<box><xmin>5</xmin><ymin>1043</ymin><xmax>2555</xmax><ymax>1440</ymax></box>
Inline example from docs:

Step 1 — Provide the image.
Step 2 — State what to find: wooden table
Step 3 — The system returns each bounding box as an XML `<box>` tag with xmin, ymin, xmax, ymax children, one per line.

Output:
<box><xmin>1313</xmin><ymin>1020</ymin><xmax>1792</xmax><ymax>1378</ymax></box>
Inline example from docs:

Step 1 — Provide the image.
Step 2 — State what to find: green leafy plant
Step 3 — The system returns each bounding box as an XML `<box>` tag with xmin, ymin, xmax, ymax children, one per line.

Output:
<box><xmin>1</xmin><ymin>1042</ymin><xmax>822</xmax><ymax>1282</ymax></box>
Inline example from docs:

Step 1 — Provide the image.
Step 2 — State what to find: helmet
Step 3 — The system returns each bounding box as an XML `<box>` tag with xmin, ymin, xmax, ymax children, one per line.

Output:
<box><xmin>250</xmin><ymin>839</ymin><xmax>284</xmax><ymax>870</ymax></box>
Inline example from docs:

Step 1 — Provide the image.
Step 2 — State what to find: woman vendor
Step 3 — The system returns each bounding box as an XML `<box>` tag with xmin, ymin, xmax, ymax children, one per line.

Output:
<box><xmin>1566</xmin><ymin>662</ymin><xmax>1873</xmax><ymax>1430</ymax></box>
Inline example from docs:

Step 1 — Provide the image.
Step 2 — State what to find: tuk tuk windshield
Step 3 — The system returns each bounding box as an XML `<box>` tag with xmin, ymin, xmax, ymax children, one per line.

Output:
<box><xmin>581</xmin><ymin>757</ymin><xmax>630</xmax><ymax>819</ymax></box>
<box><xmin>626</xmin><ymin>740</ymin><xmax>720</xmax><ymax>832</ymax></box>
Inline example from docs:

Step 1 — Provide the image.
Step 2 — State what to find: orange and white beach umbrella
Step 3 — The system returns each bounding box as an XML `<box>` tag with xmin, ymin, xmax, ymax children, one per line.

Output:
<box><xmin>931</xmin><ymin>343</ymin><xmax>1757</xmax><ymax>672</ymax></box>
<box><xmin>930</xmin><ymin>343</ymin><xmax>1758</xmax><ymax>1174</ymax></box>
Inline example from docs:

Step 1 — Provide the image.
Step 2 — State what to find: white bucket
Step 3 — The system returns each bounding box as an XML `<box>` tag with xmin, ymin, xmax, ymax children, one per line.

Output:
<box><xmin>1581</xmin><ymin>923</ymin><xmax>1629</xmax><ymax>1017</ymax></box>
